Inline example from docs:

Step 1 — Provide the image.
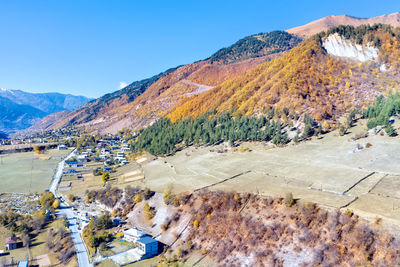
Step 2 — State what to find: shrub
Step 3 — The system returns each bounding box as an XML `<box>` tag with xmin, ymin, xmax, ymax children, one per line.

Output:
<box><xmin>143</xmin><ymin>203</ymin><xmax>155</xmax><ymax>220</ymax></box>
<box><xmin>339</xmin><ymin>124</ymin><xmax>346</xmax><ymax>136</ymax></box>
<box><xmin>385</xmin><ymin>123</ymin><xmax>397</xmax><ymax>136</ymax></box>
<box><xmin>285</xmin><ymin>192</ymin><xmax>295</xmax><ymax>207</ymax></box>
<box><xmin>33</xmin><ymin>145</ymin><xmax>46</xmax><ymax>154</ymax></box>
<box><xmin>68</xmin><ymin>194</ymin><xmax>75</xmax><ymax>202</ymax></box>
<box><xmin>134</xmin><ymin>193</ymin><xmax>143</xmax><ymax>203</ymax></box>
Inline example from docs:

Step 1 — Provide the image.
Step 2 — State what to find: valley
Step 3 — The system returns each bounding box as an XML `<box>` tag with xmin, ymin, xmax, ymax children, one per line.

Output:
<box><xmin>2</xmin><ymin>7</ymin><xmax>400</xmax><ymax>267</ymax></box>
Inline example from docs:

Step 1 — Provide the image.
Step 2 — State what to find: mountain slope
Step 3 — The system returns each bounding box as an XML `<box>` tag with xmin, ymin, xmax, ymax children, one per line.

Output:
<box><xmin>167</xmin><ymin>25</ymin><xmax>400</xmax><ymax>122</ymax></box>
<box><xmin>0</xmin><ymin>95</ymin><xmax>47</xmax><ymax>133</ymax></box>
<box><xmin>287</xmin><ymin>12</ymin><xmax>400</xmax><ymax>38</ymax></box>
<box><xmin>0</xmin><ymin>89</ymin><xmax>91</xmax><ymax>114</ymax></box>
<box><xmin>210</xmin><ymin>31</ymin><xmax>302</xmax><ymax>64</ymax></box>
<box><xmin>0</xmin><ymin>89</ymin><xmax>91</xmax><ymax>134</ymax></box>
<box><xmin>27</xmin><ymin>30</ymin><xmax>301</xmax><ymax>134</ymax></box>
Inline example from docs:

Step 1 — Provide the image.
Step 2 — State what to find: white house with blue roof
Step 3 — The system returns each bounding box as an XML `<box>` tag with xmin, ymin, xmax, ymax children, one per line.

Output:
<box><xmin>136</xmin><ymin>236</ymin><xmax>158</xmax><ymax>257</ymax></box>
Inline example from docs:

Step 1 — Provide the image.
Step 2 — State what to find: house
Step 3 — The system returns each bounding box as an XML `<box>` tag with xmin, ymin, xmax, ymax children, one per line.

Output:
<box><xmin>5</xmin><ymin>237</ymin><xmax>17</xmax><ymax>250</ymax></box>
<box><xmin>136</xmin><ymin>236</ymin><xmax>158</xmax><ymax>256</ymax></box>
<box><xmin>65</xmin><ymin>161</ymin><xmax>78</xmax><ymax>168</ymax></box>
<box><xmin>58</xmin><ymin>144</ymin><xmax>67</xmax><ymax>150</ymax></box>
<box><xmin>103</xmin><ymin>166</ymin><xmax>112</xmax><ymax>173</ymax></box>
<box><xmin>112</xmin><ymin>218</ymin><xmax>126</xmax><ymax>227</ymax></box>
<box><xmin>123</xmin><ymin>228</ymin><xmax>146</xmax><ymax>242</ymax></box>
<box><xmin>117</xmin><ymin>152</ymin><xmax>125</xmax><ymax>158</ymax></box>
<box><xmin>77</xmin><ymin>155</ymin><xmax>88</xmax><ymax>163</ymax></box>
<box><xmin>101</xmin><ymin>148</ymin><xmax>110</xmax><ymax>154</ymax></box>
<box><xmin>17</xmin><ymin>260</ymin><xmax>29</xmax><ymax>267</ymax></box>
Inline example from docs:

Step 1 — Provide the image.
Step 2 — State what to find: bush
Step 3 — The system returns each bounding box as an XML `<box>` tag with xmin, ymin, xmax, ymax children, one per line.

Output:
<box><xmin>285</xmin><ymin>192</ymin><xmax>295</xmax><ymax>207</ymax></box>
<box><xmin>144</xmin><ymin>203</ymin><xmax>155</xmax><ymax>220</ymax></box>
<box><xmin>68</xmin><ymin>194</ymin><xmax>75</xmax><ymax>202</ymax></box>
<box><xmin>385</xmin><ymin>124</ymin><xmax>397</xmax><ymax>136</ymax></box>
<box><xmin>339</xmin><ymin>124</ymin><xmax>346</xmax><ymax>136</ymax></box>
<box><xmin>33</xmin><ymin>145</ymin><xmax>46</xmax><ymax>154</ymax></box>
<box><xmin>134</xmin><ymin>193</ymin><xmax>143</xmax><ymax>203</ymax></box>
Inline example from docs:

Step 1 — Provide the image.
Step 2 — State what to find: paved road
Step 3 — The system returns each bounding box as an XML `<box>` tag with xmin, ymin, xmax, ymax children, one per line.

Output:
<box><xmin>49</xmin><ymin>149</ymin><xmax>92</xmax><ymax>267</ymax></box>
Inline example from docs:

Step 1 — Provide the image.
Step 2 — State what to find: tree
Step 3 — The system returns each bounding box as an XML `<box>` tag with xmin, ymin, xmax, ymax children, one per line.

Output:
<box><xmin>68</xmin><ymin>194</ymin><xmax>75</xmax><ymax>202</ymax></box>
<box><xmin>385</xmin><ymin>124</ymin><xmax>397</xmax><ymax>136</ymax></box>
<box><xmin>339</xmin><ymin>124</ymin><xmax>346</xmax><ymax>136</ymax></box>
<box><xmin>193</xmin><ymin>219</ymin><xmax>199</xmax><ymax>228</ymax></box>
<box><xmin>33</xmin><ymin>145</ymin><xmax>46</xmax><ymax>154</ymax></box>
<box><xmin>134</xmin><ymin>193</ymin><xmax>143</xmax><ymax>203</ymax></box>
<box><xmin>40</xmin><ymin>192</ymin><xmax>55</xmax><ymax>210</ymax></box>
<box><xmin>101</xmin><ymin>172</ymin><xmax>110</xmax><ymax>183</ymax></box>
<box><xmin>52</xmin><ymin>199</ymin><xmax>60</xmax><ymax>209</ymax></box>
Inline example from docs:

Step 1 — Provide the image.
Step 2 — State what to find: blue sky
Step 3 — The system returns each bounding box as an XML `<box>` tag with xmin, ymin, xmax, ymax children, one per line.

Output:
<box><xmin>0</xmin><ymin>1</ymin><xmax>399</xmax><ymax>98</ymax></box>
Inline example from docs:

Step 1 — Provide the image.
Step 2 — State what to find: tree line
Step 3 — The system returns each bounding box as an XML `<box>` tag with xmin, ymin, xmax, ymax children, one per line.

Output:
<box><xmin>132</xmin><ymin>110</ymin><xmax>289</xmax><ymax>155</ymax></box>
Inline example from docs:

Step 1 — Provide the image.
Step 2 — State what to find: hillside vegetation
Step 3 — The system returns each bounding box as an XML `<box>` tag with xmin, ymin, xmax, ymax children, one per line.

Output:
<box><xmin>210</xmin><ymin>31</ymin><xmax>302</xmax><ymax>64</ymax></box>
<box><xmin>133</xmin><ymin>111</ymin><xmax>290</xmax><ymax>155</ymax></box>
<box><xmin>158</xmin><ymin>190</ymin><xmax>400</xmax><ymax>266</ymax></box>
<box><xmin>26</xmin><ymin>31</ymin><xmax>303</xmax><ymax>135</ymax></box>
<box><xmin>167</xmin><ymin>25</ymin><xmax>400</xmax><ymax>124</ymax></box>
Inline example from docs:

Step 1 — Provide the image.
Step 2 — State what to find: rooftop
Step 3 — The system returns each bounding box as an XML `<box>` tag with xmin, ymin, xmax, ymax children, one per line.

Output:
<box><xmin>6</xmin><ymin>237</ymin><xmax>17</xmax><ymax>244</ymax></box>
<box><xmin>137</xmin><ymin>236</ymin><xmax>157</xmax><ymax>245</ymax></box>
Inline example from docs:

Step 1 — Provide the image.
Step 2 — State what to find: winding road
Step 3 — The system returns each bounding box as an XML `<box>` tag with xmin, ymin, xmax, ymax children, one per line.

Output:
<box><xmin>49</xmin><ymin>149</ymin><xmax>92</xmax><ymax>267</ymax></box>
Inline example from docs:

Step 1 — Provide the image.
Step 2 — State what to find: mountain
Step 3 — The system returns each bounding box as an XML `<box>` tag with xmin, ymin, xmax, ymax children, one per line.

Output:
<box><xmin>167</xmin><ymin>24</ymin><xmax>400</xmax><ymax>122</ymax></box>
<box><xmin>210</xmin><ymin>31</ymin><xmax>302</xmax><ymax>64</ymax></box>
<box><xmin>287</xmin><ymin>12</ymin><xmax>400</xmax><ymax>38</ymax></box>
<box><xmin>0</xmin><ymin>95</ymin><xmax>47</xmax><ymax>133</ymax></box>
<box><xmin>0</xmin><ymin>89</ymin><xmax>91</xmax><ymax>134</ymax></box>
<box><xmin>0</xmin><ymin>89</ymin><xmax>91</xmax><ymax>114</ymax></box>
<box><xmin>26</xmin><ymin>30</ymin><xmax>301</xmax><ymax>134</ymax></box>
<box><xmin>25</xmin><ymin>15</ymin><xmax>400</xmax><ymax>136</ymax></box>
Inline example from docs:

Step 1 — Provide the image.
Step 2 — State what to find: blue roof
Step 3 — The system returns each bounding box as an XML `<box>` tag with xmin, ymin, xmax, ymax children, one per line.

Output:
<box><xmin>137</xmin><ymin>236</ymin><xmax>157</xmax><ymax>245</ymax></box>
<box><xmin>66</xmin><ymin>161</ymin><xmax>78</xmax><ymax>164</ymax></box>
<box><xmin>17</xmin><ymin>260</ymin><xmax>29</xmax><ymax>267</ymax></box>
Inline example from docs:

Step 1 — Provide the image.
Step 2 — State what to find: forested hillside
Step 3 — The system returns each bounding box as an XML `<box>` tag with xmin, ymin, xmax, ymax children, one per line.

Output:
<box><xmin>26</xmin><ymin>30</ymin><xmax>302</xmax><ymax>135</ymax></box>
<box><xmin>210</xmin><ymin>31</ymin><xmax>302</xmax><ymax>64</ymax></box>
<box><xmin>167</xmin><ymin>25</ymin><xmax>400</xmax><ymax>124</ymax></box>
<box><xmin>133</xmin><ymin>110</ymin><xmax>291</xmax><ymax>155</ymax></box>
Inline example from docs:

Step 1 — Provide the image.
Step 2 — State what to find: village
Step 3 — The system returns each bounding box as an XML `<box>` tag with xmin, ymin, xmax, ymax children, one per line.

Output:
<box><xmin>57</xmin><ymin>136</ymin><xmax>162</xmax><ymax>266</ymax></box>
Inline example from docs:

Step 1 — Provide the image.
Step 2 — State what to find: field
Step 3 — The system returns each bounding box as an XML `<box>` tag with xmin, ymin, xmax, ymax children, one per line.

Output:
<box><xmin>0</xmin><ymin>148</ymin><xmax>71</xmax><ymax>193</ymax></box>
<box><xmin>136</xmin><ymin>119</ymin><xmax>400</xmax><ymax>225</ymax></box>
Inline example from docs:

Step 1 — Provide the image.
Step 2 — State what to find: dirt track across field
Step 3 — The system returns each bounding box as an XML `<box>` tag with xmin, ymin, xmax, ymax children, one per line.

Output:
<box><xmin>138</xmin><ymin>121</ymin><xmax>400</xmax><ymax>225</ymax></box>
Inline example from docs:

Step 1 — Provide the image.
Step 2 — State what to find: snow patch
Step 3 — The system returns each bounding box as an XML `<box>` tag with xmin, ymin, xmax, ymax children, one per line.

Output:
<box><xmin>323</xmin><ymin>33</ymin><xmax>378</xmax><ymax>62</ymax></box>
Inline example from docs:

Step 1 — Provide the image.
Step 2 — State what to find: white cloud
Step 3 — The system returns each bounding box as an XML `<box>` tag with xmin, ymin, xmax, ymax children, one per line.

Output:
<box><xmin>119</xmin><ymin>81</ymin><xmax>128</xmax><ymax>89</ymax></box>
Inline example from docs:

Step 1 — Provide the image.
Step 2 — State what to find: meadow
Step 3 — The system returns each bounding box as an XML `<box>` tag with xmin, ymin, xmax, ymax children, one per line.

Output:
<box><xmin>0</xmin><ymin>149</ymin><xmax>71</xmax><ymax>193</ymax></box>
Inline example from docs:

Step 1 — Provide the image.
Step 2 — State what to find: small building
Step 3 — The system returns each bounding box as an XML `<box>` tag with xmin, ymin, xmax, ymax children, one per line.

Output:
<box><xmin>136</xmin><ymin>236</ymin><xmax>158</xmax><ymax>256</ymax></box>
<box><xmin>112</xmin><ymin>218</ymin><xmax>126</xmax><ymax>227</ymax></box>
<box><xmin>103</xmin><ymin>166</ymin><xmax>112</xmax><ymax>173</ymax></box>
<box><xmin>58</xmin><ymin>144</ymin><xmax>67</xmax><ymax>150</ymax></box>
<box><xmin>66</xmin><ymin>161</ymin><xmax>78</xmax><ymax>168</ymax></box>
<box><xmin>17</xmin><ymin>260</ymin><xmax>29</xmax><ymax>267</ymax></box>
<box><xmin>5</xmin><ymin>237</ymin><xmax>17</xmax><ymax>250</ymax></box>
<box><xmin>123</xmin><ymin>228</ymin><xmax>146</xmax><ymax>242</ymax></box>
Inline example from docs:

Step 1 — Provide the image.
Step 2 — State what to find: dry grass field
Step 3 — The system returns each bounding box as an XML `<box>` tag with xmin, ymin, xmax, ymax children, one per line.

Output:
<box><xmin>0</xmin><ymin>148</ymin><xmax>71</xmax><ymax>193</ymax></box>
<box><xmin>137</xmin><ymin>119</ymin><xmax>400</xmax><ymax>225</ymax></box>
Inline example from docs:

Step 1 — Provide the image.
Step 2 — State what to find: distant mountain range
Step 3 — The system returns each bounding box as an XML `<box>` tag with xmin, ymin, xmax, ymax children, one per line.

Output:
<box><xmin>24</xmin><ymin>12</ymin><xmax>400</xmax><ymax>135</ymax></box>
<box><xmin>0</xmin><ymin>89</ymin><xmax>91</xmax><ymax>136</ymax></box>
